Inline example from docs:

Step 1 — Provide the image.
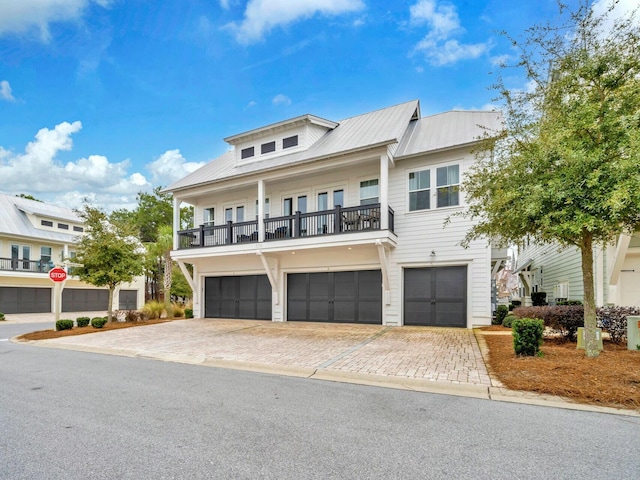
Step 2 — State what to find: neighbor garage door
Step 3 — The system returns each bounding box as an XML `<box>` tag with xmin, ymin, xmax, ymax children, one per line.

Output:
<box><xmin>404</xmin><ymin>266</ymin><xmax>467</xmax><ymax>327</ymax></box>
<box><xmin>0</xmin><ymin>287</ymin><xmax>51</xmax><ymax>314</ymax></box>
<box><xmin>204</xmin><ymin>275</ymin><xmax>271</xmax><ymax>320</ymax></box>
<box><xmin>287</xmin><ymin>270</ymin><xmax>382</xmax><ymax>324</ymax></box>
<box><xmin>119</xmin><ymin>290</ymin><xmax>138</xmax><ymax>310</ymax></box>
<box><xmin>62</xmin><ymin>288</ymin><xmax>109</xmax><ymax>312</ymax></box>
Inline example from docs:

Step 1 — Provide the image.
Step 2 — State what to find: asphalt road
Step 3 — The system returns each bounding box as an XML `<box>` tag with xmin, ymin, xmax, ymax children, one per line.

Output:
<box><xmin>1</xmin><ymin>325</ymin><xmax>639</xmax><ymax>480</ymax></box>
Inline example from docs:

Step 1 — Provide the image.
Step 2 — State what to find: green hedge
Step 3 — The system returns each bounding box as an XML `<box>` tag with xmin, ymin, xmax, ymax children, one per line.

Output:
<box><xmin>512</xmin><ymin>318</ymin><xmax>544</xmax><ymax>356</ymax></box>
<box><xmin>0</xmin><ymin>312</ymin><xmax>5</xmax><ymax>321</ymax></box>
<box><xmin>56</xmin><ymin>319</ymin><xmax>74</xmax><ymax>331</ymax></box>
<box><xmin>494</xmin><ymin>305</ymin><xmax>508</xmax><ymax>325</ymax></box>
<box><xmin>91</xmin><ymin>317</ymin><xmax>107</xmax><ymax>328</ymax></box>
<box><xmin>76</xmin><ymin>317</ymin><xmax>90</xmax><ymax>327</ymax></box>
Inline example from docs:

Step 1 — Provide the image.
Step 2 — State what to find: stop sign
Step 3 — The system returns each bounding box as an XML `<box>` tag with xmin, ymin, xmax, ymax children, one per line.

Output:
<box><xmin>49</xmin><ymin>267</ymin><xmax>67</xmax><ymax>282</ymax></box>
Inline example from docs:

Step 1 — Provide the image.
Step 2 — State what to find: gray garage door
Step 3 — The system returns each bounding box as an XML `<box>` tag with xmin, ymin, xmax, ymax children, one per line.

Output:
<box><xmin>119</xmin><ymin>290</ymin><xmax>138</xmax><ymax>310</ymax></box>
<box><xmin>62</xmin><ymin>288</ymin><xmax>109</xmax><ymax>312</ymax></box>
<box><xmin>204</xmin><ymin>275</ymin><xmax>271</xmax><ymax>320</ymax></box>
<box><xmin>404</xmin><ymin>266</ymin><xmax>467</xmax><ymax>327</ymax></box>
<box><xmin>0</xmin><ymin>287</ymin><xmax>51</xmax><ymax>314</ymax></box>
<box><xmin>287</xmin><ymin>270</ymin><xmax>382</xmax><ymax>324</ymax></box>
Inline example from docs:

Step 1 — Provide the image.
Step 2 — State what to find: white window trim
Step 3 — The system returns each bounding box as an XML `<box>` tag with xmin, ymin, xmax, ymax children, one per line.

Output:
<box><xmin>404</xmin><ymin>160</ymin><xmax>464</xmax><ymax>214</ymax></box>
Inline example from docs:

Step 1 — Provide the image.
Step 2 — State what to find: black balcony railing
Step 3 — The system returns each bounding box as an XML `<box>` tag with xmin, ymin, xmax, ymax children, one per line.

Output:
<box><xmin>177</xmin><ymin>203</ymin><xmax>395</xmax><ymax>250</ymax></box>
<box><xmin>0</xmin><ymin>257</ymin><xmax>54</xmax><ymax>273</ymax></box>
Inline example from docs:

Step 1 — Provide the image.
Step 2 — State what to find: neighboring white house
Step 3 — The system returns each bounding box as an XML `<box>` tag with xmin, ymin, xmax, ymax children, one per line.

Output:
<box><xmin>515</xmin><ymin>232</ymin><xmax>640</xmax><ymax>307</ymax></box>
<box><xmin>0</xmin><ymin>193</ymin><xmax>145</xmax><ymax>314</ymax></box>
<box><xmin>165</xmin><ymin>100</ymin><xmax>504</xmax><ymax>328</ymax></box>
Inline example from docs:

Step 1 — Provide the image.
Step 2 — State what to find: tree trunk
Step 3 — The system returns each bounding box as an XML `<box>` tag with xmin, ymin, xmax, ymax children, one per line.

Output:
<box><xmin>163</xmin><ymin>253</ymin><xmax>172</xmax><ymax>308</ymax></box>
<box><xmin>580</xmin><ymin>232</ymin><xmax>599</xmax><ymax>358</ymax></box>
<box><xmin>107</xmin><ymin>285</ymin><xmax>115</xmax><ymax>323</ymax></box>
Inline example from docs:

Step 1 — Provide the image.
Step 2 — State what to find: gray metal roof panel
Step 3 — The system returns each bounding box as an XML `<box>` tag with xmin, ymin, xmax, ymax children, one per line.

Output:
<box><xmin>396</xmin><ymin>110</ymin><xmax>503</xmax><ymax>158</ymax></box>
<box><xmin>166</xmin><ymin>100</ymin><xmax>421</xmax><ymax>192</ymax></box>
<box><xmin>0</xmin><ymin>193</ymin><xmax>79</xmax><ymax>243</ymax></box>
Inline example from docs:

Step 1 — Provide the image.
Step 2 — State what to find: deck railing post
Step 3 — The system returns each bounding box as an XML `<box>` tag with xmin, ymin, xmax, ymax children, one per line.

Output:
<box><xmin>226</xmin><ymin>221</ymin><xmax>233</xmax><ymax>244</ymax></box>
<box><xmin>200</xmin><ymin>224</ymin><xmax>205</xmax><ymax>247</ymax></box>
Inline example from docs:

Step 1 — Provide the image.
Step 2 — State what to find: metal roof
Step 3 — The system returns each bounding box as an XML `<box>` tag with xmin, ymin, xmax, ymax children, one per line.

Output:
<box><xmin>0</xmin><ymin>193</ymin><xmax>80</xmax><ymax>244</ymax></box>
<box><xmin>165</xmin><ymin>100</ymin><xmax>421</xmax><ymax>192</ymax></box>
<box><xmin>395</xmin><ymin>110</ymin><xmax>504</xmax><ymax>158</ymax></box>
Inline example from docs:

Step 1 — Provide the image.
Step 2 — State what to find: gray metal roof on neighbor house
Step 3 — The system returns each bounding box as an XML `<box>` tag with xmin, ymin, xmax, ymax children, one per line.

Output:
<box><xmin>165</xmin><ymin>100</ymin><xmax>421</xmax><ymax>192</ymax></box>
<box><xmin>0</xmin><ymin>193</ymin><xmax>80</xmax><ymax>243</ymax></box>
<box><xmin>165</xmin><ymin>101</ymin><xmax>503</xmax><ymax>193</ymax></box>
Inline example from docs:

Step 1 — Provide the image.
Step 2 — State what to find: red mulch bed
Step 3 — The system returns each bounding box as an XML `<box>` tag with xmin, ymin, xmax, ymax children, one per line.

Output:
<box><xmin>18</xmin><ymin>318</ymin><xmax>178</xmax><ymax>341</ymax></box>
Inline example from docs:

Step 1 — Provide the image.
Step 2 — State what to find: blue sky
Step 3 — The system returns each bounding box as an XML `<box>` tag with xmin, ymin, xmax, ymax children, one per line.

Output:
<box><xmin>0</xmin><ymin>0</ymin><xmax>634</xmax><ymax>211</ymax></box>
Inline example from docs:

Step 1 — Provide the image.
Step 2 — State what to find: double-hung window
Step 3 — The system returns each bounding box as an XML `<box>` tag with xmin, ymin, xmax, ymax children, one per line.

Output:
<box><xmin>436</xmin><ymin>165</ymin><xmax>460</xmax><ymax>208</ymax></box>
<box><xmin>360</xmin><ymin>179</ymin><xmax>379</xmax><ymax>205</ymax></box>
<box><xmin>408</xmin><ymin>169</ymin><xmax>430</xmax><ymax>211</ymax></box>
<box><xmin>203</xmin><ymin>207</ymin><xmax>215</xmax><ymax>226</ymax></box>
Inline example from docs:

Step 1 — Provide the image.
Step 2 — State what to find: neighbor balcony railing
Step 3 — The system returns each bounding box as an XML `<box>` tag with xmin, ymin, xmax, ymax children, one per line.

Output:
<box><xmin>177</xmin><ymin>203</ymin><xmax>394</xmax><ymax>250</ymax></box>
<box><xmin>0</xmin><ymin>257</ymin><xmax>55</xmax><ymax>273</ymax></box>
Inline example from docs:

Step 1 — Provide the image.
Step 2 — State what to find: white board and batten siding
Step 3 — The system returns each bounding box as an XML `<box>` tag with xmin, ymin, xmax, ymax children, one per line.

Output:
<box><xmin>387</xmin><ymin>147</ymin><xmax>492</xmax><ymax>327</ymax></box>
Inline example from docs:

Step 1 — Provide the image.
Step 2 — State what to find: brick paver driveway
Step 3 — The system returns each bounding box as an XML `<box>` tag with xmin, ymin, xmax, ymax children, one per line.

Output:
<box><xmin>37</xmin><ymin>319</ymin><xmax>492</xmax><ymax>389</ymax></box>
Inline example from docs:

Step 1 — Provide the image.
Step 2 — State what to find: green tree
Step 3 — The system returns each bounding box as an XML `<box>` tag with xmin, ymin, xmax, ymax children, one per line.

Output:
<box><xmin>170</xmin><ymin>264</ymin><xmax>192</xmax><ymax>300</ymax></box>
<box><xmin>74</xmin><ymin>206</ymin><xmax>145</xmax><ymax>322</ymax></box>
<box><xmin>16</xmin><ymin>193</ymin><xmax>43</xmax><ymax>202</ymax></box>
<box><xmin>147</xmin><ymin>224</ymin><xmax>174</xmax><ymax>308</ymax></box>
<box><xmin>459</xmin><ymin>2</ymin><xmax>640</xmax><ymax>357</ymax></box>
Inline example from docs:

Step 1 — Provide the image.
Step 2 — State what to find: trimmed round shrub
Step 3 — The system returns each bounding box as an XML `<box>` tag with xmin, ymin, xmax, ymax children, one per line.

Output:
<box><xmin>494</xmin><ymin>305</ymin><xmax>508</xmax><ymax>325</ymax></box>
<box><xmin>502</xmin><ymin>314</ymin><xmax>516</xmax><ymax>328</ymax></box>
<box><xmin>56</xmin><ymin>319</ymin><xmax>74</xmax><ymax>331</ymax></box>
<box><xmin>76</xmin><ymin>316</ymin><xmax>90</xmax><ymax>327</ymax></box>
<box><xmin>512</xmin><ymin>318</ymin><xmax>544</xmax><ymax>356</ymax></box>
<box><xmin>91</xmin><ymin>317</ymin><xmax>107</xmax><ymax>328</ymax></box>
<box><xmin>0</xmin><ymin>312</ymin><xmax>6</xmax><ymax>321</ymax></box>
<box><xmin>185</xmin><ymin>308</ymin><xmax>193</xmax><ymax>319</ymax></box>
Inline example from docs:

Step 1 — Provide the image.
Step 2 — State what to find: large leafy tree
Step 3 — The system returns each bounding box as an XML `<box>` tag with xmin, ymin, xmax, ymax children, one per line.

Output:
<box><xmin>74</xmin><ymin>206</ymin><xmax>145</xmax><ymax>322</ymax></box>
<box><xmin>460</xmin><ymin>1</ymin><xmax>640</xmax><ymax>357</ymax></box>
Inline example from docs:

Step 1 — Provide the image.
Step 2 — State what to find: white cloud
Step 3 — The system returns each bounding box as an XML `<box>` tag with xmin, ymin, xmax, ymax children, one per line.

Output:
<box><xmin>0</xmin><ymin>0</ymin><xmax>111</xmax><ymax>41</ymax></box>
<box><xmin>272</xmin><ymin>94</ymin><xmax>291</xmax><ymax>106</ymax></box>
<box><xmin>0</xmin><ymin>120</ymin><xmax>154</xmax><ymax>211</ymax></box>
<box><xmin>410</xmin><ymin>0</ymin><xmax>489</xmax><ymax>66</ymax></box>
<box><xmin>1</xmin><ymin>80</ymin><xmax>15</xmax><ymax>102</ymax></box>
<box><xmin>592</xmin><ymin>0</ymin><xmax>639</xmax><ymax>29</ymax></box>
<box><xmin>226</xmin><ymin>0</ymin><xmax>365</xmax><ymax>45</ymax></box>
<box><xmin>219</xmin><ymin>0</ymin><xmax>231</xmax><ymax>9</ymax></box>
<box><xmin>147</xmin><ymin>149</ymin><xmax>205</xmax><ymax>187</ymax></box>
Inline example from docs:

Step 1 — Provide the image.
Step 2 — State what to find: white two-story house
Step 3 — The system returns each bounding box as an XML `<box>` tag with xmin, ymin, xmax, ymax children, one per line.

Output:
<box><xmin>0</xmin><ymin>193</ymin><xmax>145</xmax><ymax>315</ymax></box>
<box><xmin>166</xmin><ymin>100</ymin><xmax>503</xmax><ymax>327</ymax></box>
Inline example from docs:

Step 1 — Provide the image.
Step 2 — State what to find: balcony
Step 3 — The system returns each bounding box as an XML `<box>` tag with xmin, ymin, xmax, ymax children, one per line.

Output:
<box><xmin>177</xmin><ymin>204</ymin><xmax>395</xmax><ymax>250</ymax></box>
<box><xmin>0</xmin><ymin>258</ymin><xmax>54</xmax><ymax>273</ymax></box>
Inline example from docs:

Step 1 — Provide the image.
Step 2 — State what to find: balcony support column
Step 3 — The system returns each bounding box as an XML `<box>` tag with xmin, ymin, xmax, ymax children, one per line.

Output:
<box><xmin>258</xmin><ymin>180</ymin><xmax>265</xmax><ymax>242</ymax></box>
<box><xmin>376</xmin><ymin>240</ymin><xmax>391</xmax><ymax>305</ymax></box>
<box><xmin>257</xmin><ymin>251</ymin><xmax>279</xmax><ymax>305</ymax></box>
<box><xmin>380</xmin><ymin>154</ymin><xmax>389</xmax><ymax>230</ymax></box>
<box><xmin>173</xmin><ymin>197</ymin><xmax>181</xmax><ymax>250</ymax></box>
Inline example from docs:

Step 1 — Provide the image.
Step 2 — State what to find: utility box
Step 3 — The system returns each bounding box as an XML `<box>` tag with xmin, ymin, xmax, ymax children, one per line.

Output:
<box><xmin>627</xmin><ymin>316</ymin><xmax>640</xmax><ymax>351</ymax></box>
<box><xmin>576</xmin><ymin>327</ymin><xmax>603</xmax><ymax>351</ymax></box>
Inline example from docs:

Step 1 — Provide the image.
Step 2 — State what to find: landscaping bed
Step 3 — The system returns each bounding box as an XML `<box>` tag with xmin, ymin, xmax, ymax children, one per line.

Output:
<box><xmin>18</xmin><ymin>318</ymin><xmax>176</xmax><ymax>341</ymax></box>
<box><xmin>481</xmin><ymin>328</ymin><xmax>640</xmax><ymax>411</ymax></box>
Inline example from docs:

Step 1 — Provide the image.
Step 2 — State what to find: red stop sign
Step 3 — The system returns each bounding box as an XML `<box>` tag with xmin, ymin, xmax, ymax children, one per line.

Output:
<box><xmin>49</xmin><ymin>267</ymin><xmax>67</xmax><ymax>282</ymax></box>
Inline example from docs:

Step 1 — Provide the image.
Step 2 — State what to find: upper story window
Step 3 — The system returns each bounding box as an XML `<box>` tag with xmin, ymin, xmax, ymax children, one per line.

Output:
<box><xmin>283</xmin><ymin>135</ymin><xmax>298</xmax><ymax>149</ymax></box>
<box><xmin>241</xmin><ymin>147</ymin><xmax>255</xmax><ymax>159</ymax></box>
<box><xmin>58</xmin><ymin>223</ymin><xmax>69</xmax><ymax>230</ymax></box>
<box><xmin>436</xmin><ymin>165</ymin><xmax>460</xmax><ymax>208</ymax></box>
<box><xmin>360</xmin><ymin>179</ymin><xmax>379</xmax><ymax>205</ymax></box>
<box><xmin>261</xmin><ymin>141</ymin><xmax>276</xmax><ymax>154</ymax></box>
<box><xmin>41</xmin><ymin>220</ymin><xmax>53</xmax><ymax>227</ymax></box>
<box><xmin>73</xmin><ymin>226</ymin><xmax>84</xmax><ymax>232</ymax></box>
<box><xmin>203</xmin><ymin>207</ymin><xmax>215</xmax><ymax>226</ymax></box>
<box><xmin>41</xmin><ymin>246</ymin><xmax>52</xmax><ymax>263</ymax></box>
<box><xmin>409</xmin><ymin>170</ymin><xmax>430</xmax><ymax>211</ymax></box>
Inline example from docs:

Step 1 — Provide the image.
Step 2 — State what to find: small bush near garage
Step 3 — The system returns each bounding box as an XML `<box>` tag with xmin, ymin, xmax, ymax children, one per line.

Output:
<box><xmin>512</xmin><ymin>318</ymin><xmax>544</xmax><ymax>356</ymax></box>
<box><xmin>0</xmin><ymin>312</ymin><xmax>5</xmax><ymax>321</ymax></box>
<box><xmin>494</xmin><ymin>305</ymin><xmax>508</xmax><ymax>325</ymax></box>
<box><xmin>513</xmin><ymin>305</ymin><xmax>583</xmax><ymax>341</ymax></box>
<box><xmin>56</xmin><ymin>319</ymin><xmax>74</xmax><ymax>331</ymax></box>
<box><xmin>171</xmin><ymin>303</ymin><xmax>185</xmax><ymax>318</ymax></box>
<box><xmin>76</xmin><ymin>317</ymin><xmax>90</xmax><ymax>327</ymax></box>
<box><xmin>142</xmin><ymin>300</ymin><xmax>164</xmax><ymax>320</ymax></box>
<box><xmin>502</xmin><ymin>314</ymin><xmax>516</xmax><ymax>328</ymax></box>
<box><xmin>597</xmin><ymin>306</ymin><xmax>640</xmax><ymax>344</ymax></box>
<box><xmin>91</xmin><ymin>317</ymin><xmax>107</xmax><ymax>328</ymax></box>
<box><xmin>185</xmin><ymin>308</ymin><xmax>193</xmax><ymax>319</ymax></box>
<box><xmin>121</xmin><ymin>310</ymin><xmax>142</xmax><ymax>322</ymax></box>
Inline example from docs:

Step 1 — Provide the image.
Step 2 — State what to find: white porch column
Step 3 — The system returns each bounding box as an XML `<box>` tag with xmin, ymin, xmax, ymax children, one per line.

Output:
<box><xmin>258</xmin><ymin>180</ymin><xmax>265</xmax><ymax>241</ymax></box>
<box><xmin>380</xmin><ymin>154</ymin><xmax>389</xmax><ymax>230</ymax></box>
<box><xmin>173</xmin><ymin>197</ymin><xmax>180</xmax><ymax>250</ymax></box>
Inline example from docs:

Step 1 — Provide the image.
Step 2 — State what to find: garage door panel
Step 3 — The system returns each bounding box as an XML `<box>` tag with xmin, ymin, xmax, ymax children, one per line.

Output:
<box><xmin>205</xmin><ymin>275</ymin><xmax>271</xmax><ymax>320</ymax></box>
<box><xmin>287</xmin><ymin>270</ymin><xmax>382</xmax><ymax>324</ymax></box>
<box><xmin>62</xmin><ymin>288</ymin><xmax>108</xmax><ymax>312</ymax></box>
<box><xmin>119</xmin><ymin>290</ymin><xmax>137</xmax><ymax>310</ymax></box>
<box><xmin>0</xmin><ymin>287</ymin><xmax>52</xmax><ymax>314</ymax></box>
<box><xmin>404</xmin><ymin>267</ymin><xmax>466</xmax><ymax>327</ymax></box>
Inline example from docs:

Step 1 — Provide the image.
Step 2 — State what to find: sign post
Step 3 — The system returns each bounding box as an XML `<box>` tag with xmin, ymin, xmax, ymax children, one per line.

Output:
<box><xmin>49</xmin><ymin>267</ymin><xmax>67</xmax><ymax>323</ymax></box>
